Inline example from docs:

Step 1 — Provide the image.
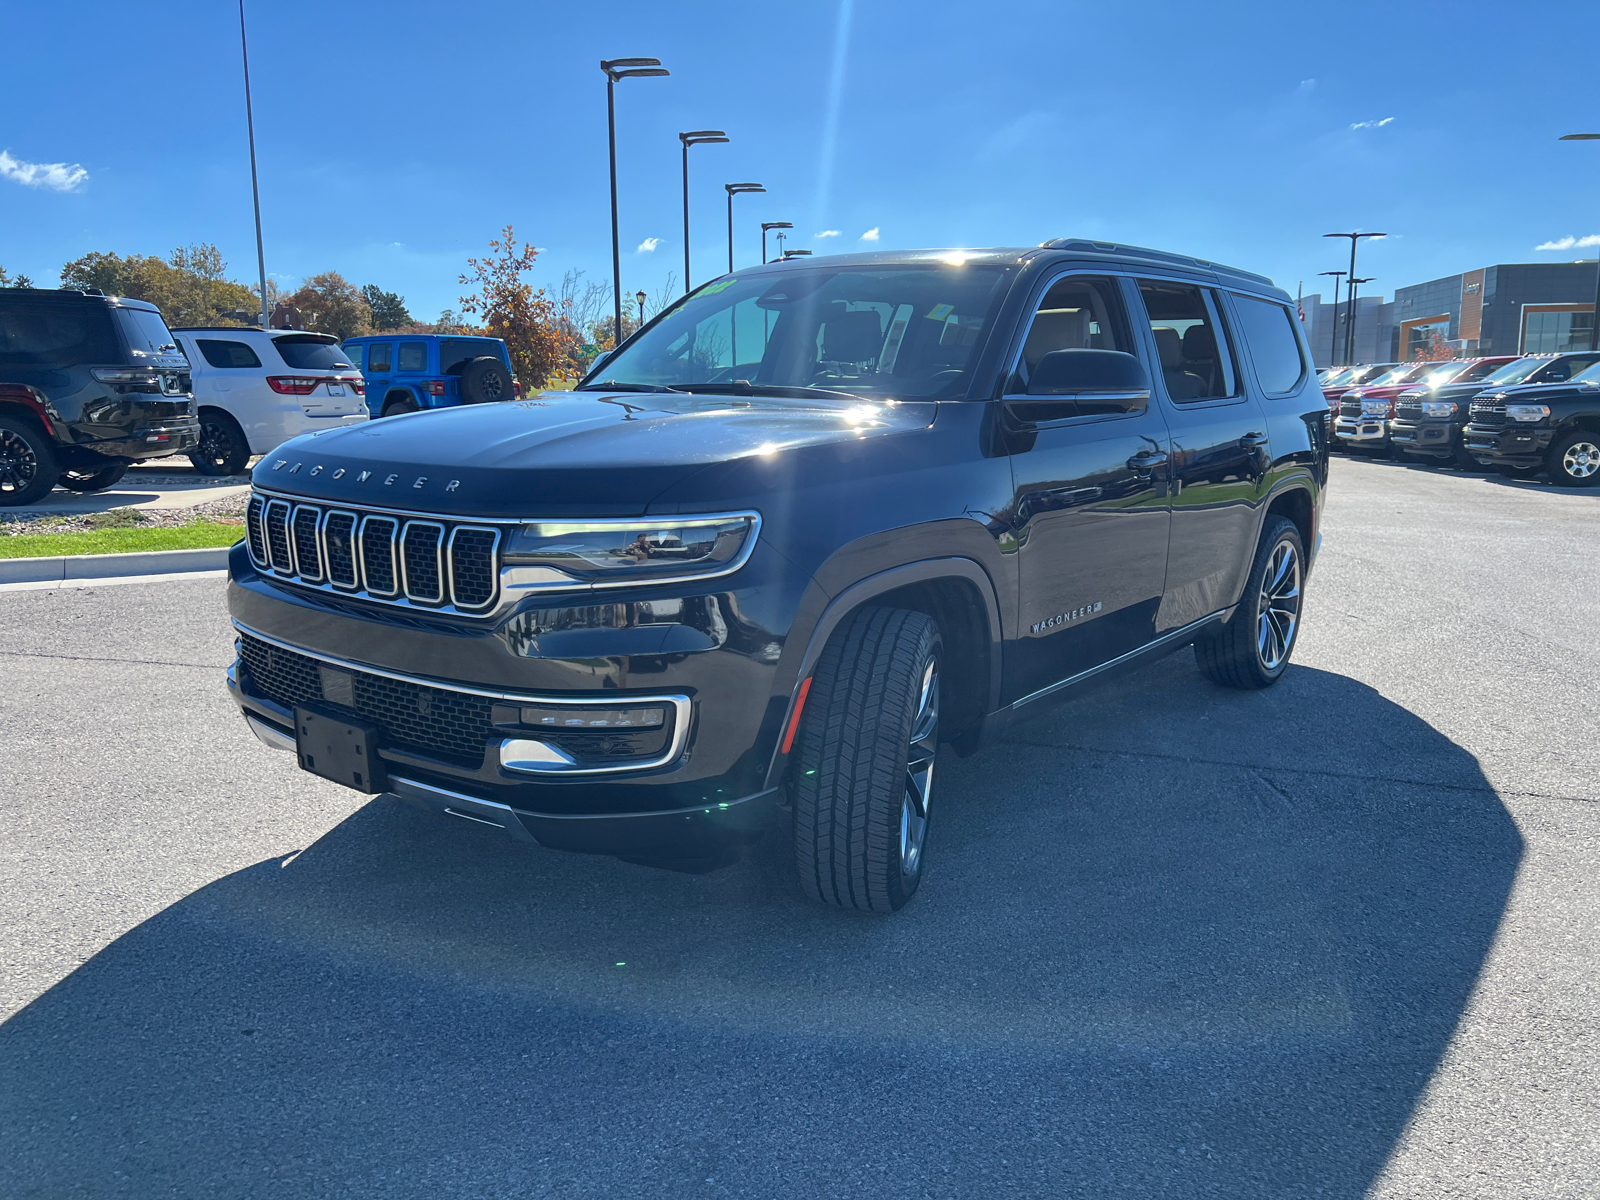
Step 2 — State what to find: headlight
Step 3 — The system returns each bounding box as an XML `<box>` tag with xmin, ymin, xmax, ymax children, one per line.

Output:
<box><xmin>1505</xmin><ymin>404</ymin><xmax>1551</xmax><ymax>423</ymax></box>
<box><xmin>501</xmin><ymin>512</ymin><xmax>760</xmax><ymax>591</ymax></box>
<box><xmin>1419</xmin><ymin>401</ymin><xmax>1457</xmax><ymax>417</ymax></box>
<box><xmin>1362</xmin><ymin>399</ymin><xmax>1389</xmax><ymax>416</ymax></box>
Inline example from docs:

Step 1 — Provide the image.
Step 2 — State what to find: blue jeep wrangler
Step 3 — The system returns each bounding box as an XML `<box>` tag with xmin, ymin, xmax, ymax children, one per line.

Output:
<box><xmin>341</xmin><ymin>334</ymin><xmax>517</xmax><ymax>418</ymax></box>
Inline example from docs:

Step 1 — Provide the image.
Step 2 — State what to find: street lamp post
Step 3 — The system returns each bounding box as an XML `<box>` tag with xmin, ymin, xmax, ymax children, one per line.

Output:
<box><xmin>237</xmin><ymin>0</ymin><xmax>269</xmax><ymax>328</ymax></box>
<box><xmin>1347</xmin><ymin>277</ymin><xmax>1374</xmax><ymax>362</ymax></box>
<box><xmin>1324</xmin><ymin>231</ymin><xmax>1386</xmax><ymax>365</ymax></box>
<box><xmin>678</xmin><ymin>130</ymin><xmax>728</xmax><ymax>294</ymax></box>
<box><xmin>602</xmin><ymin>57</ymin><xmax>670</xmax><ymax>345</ymax></box>
<box><xmin>1559</xmin><ymin>133</ymin><xmax>1600</xmax><ymax>350</ymax></box>
<box><xmin>724</xmin><ymin>183</ymin><xmax>766</xmax><ymax>273</ymax></box>
<box><xmin>635</xmin><ymin>290</ymin><xmax>647</xmax><ymax>328</ymax></box>
<box><xmin>1318</xmin><ymin>270</ymin><xmax>1346</xmax><ymax>369</ymax></box>
<box><xmin>762</xmin><ymin>221</ymin><xmax>792</xmax><ymax>264</ymax></box>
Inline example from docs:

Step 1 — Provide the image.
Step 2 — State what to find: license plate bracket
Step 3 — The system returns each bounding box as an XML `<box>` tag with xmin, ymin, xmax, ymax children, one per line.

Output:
<box><xmin>295</xmin><ymin>705</ymin><xmax>386</xmax><ymax>793</ymax></box>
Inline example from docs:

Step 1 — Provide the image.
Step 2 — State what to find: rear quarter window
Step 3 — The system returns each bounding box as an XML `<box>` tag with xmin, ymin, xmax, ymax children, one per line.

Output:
<box><xmin>273</xmin><ymin>335</ymin><xmax>353</xmax><ymax>370</ymax></box>
<box><xmin>0</xmin><ymin>302</ymin><xmax>120</xmax><ymax>366</ymax></box>
<box><xmin>196</xmin><ymin>339</ymin><xmax>263</xmax><ymax>368</ymax></box>
<box><xmin>1231</xmin><ymin>295</ymin><xmax>1307</xmax><ymax>394</ymax></box>
<box><xmin>438</xmin><ymin>338</ymin><xmax>505</xmax><ymax>374</ymax></box>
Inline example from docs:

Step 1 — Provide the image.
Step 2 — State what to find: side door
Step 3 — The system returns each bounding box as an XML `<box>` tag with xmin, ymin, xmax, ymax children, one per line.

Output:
<box><xmin>1000</xmin><ymin>272</ymin><xmax>1173</xmax><ymax>704</ymax></box>
<box><xmin>185</xmin><ymin>334</ymin><xmax>270</xmax><ymax>449</ymax></box>
<box><xmin>1131</xmin><ymin>278</ymin><xmax>1271</xmax><ymax>633</ymax></box>
<box><xmin>395</xmin><ymin>340</ymin><xmax>429</xmax><ymax>407</ymax></box>
<box><xmin>363</xmin><ymin>341</ymin><xmax>394</xmax><ymax>413</ymax></box>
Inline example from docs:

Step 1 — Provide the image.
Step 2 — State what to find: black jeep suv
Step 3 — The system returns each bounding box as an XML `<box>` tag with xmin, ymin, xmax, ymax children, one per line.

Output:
<box><xmin>1464</xmin><ymin>354</ymin><xmax>1600</xmax><ymax>485</ymax></box>
<box><xmin>0</xmin><ymin>288</ymin><xmax>198</xmax><ymax>504</ymax></box>
<box><xmin>225</xmin><ymin>243</ymin><xmax>1327</xmax><ymax>911</ymax></box>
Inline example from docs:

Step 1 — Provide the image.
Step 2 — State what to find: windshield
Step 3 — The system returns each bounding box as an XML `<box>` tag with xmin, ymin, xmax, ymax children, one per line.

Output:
<box><xmin>114</xmin><ymin>307</ymin><xmax>181</xmax><ymax>359</ymax></box>
<box><xmin>1364</xmin><ymin>364</ymin><xmax>1419</xmax><ymax>387</ymax></box>
<box><xmin>273</xmin><ymin>335</ymin><xmax>353</xmax><ymax>371</ymax></box>
<box><xmin>1343</xmin><ymin>363</ymin><xmax>1396</xmax><ymax>386</ymax></box>
<box><xmin>581</xmin><ymin>264</ymin><xmax>1013</xmax><ymax>399</ymax></box>
<box><xmin>1480</xmin><ymin>356</ymin><xmax>1552</xmax><ymax>386</ymax></box>
<box><xmin>1321</xmin><ymin>367</ymin><xmax>1358</xmax><ymax>388</ymax></box>
<box><xmin>1416</xmin><ymin>362</ymin><xmax>1468</xmax><ymax>386</ymax></box>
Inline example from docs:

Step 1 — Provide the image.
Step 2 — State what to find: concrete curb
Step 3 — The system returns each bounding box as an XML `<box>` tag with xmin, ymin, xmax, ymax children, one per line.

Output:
<box><xmin>0</xmin><ymin>544</ymin><xmax>235</xmax><ymax>585</ymax></box>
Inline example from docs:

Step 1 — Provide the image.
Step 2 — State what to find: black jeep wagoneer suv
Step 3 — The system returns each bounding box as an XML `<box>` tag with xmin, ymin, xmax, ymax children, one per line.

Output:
<box><xmin>227</xmin><ymin>243</ymin><xmax>1327</xmax><ymax>911</ymax></box>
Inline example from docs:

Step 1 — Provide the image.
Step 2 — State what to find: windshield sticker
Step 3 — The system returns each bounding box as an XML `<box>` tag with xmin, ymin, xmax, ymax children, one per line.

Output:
<box><xmin>924</xmin><ymin>303</ymin><xmax>955</xmax><ymax>322</ymax></box>
<box><xmin>698</xmin><ymin>279</ymin><xmax>738</xmax><ymax>296</ymax></box>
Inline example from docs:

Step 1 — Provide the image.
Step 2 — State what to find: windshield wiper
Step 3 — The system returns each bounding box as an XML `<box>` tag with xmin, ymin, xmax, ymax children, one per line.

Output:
<box><xmin>574</xmin><ymin>380</ymin><xmax>685</xmax><ymax>393</ymax></box>
<box><xmin>671</xmin><ymin>381</ymin><xmax>862</xmax><ymax>401</ymax></box>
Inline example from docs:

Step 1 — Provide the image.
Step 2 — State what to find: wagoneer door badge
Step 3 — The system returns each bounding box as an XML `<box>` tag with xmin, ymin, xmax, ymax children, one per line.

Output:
<box><xmin>1032</xmin><ymin>601</ymin><xmax>1102</xmax><ymax>634</ymax></box>
<box><xmin>270</xmin><ymin>460</ymin><xmax>461</xmax><ymax>491</ymax></box>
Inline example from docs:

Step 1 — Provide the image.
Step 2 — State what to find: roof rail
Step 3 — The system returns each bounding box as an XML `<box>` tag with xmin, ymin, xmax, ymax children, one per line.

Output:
<box><xmin>1039</xmin><ymin>238</ymin><xmax>1275</xmax><ymax>288</ymax></box>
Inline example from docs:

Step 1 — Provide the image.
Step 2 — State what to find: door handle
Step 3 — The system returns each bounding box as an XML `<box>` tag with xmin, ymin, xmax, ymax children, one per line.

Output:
<box><xmin>1127</xmin><ymin>450</ymin><xmax>1168</xmax><ymax>473</ymax></box>
<box><xmin>1240</xmin><ymin>432</ymin><xmax>1270</xmax><ymax>448</ymax></box>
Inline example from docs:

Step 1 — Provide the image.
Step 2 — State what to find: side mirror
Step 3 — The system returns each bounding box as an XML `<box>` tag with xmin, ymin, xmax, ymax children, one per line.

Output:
<box><xmin>1027</xmin><ymin>348</ymin><xmax>1150</xmax><ymax>397</ymax></box>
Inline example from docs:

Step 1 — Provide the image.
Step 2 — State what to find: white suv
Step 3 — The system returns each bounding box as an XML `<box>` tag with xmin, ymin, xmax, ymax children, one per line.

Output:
<box><xmin>171</xmin><ymin>328</ymin><xmax>369</xmax><ymax>475</ymax></box>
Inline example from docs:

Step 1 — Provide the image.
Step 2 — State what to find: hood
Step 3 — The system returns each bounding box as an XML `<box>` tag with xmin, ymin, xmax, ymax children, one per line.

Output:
<box><xmin>249</xmin><ymin>389</ymin><xmax>936</xmax><ymax>517</ymax></box>
<box><xmin>1406</xmin><ymin>379</ymin><xmax>1505</xmax><ymax>401</ymax></box>
<box><xmin>1486</xmin><ymin>379</ymin><xmax>1598</xmax><ymax>404</ymax></box>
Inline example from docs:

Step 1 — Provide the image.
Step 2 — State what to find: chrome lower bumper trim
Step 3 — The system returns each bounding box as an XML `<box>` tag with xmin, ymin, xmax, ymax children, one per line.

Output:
<box><xmin>246</xmin><ymin>713</ymin><xmax>297</xmax><ymax>753</ymax></box>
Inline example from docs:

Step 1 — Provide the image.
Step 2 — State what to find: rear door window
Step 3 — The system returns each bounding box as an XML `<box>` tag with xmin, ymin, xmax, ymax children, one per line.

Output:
<box><xmin>1135</xmin><ymin>281</ymin><xmax>1237</xmax><ymax>402</ymax></box>
<box><xmin>272</xmin><ymin>335</ymin><xmax>353</xmax><ymax>370</ymax></box>
<box><xmin>1229</xmin><ymin>294</ymin><xmax>1307</xmax><ymax>395</ymax></box>
<box><xmin>367</xmin><ymin>342</ymin><xmax>393</xmax><ymax>372</ymax></box>
<box><xmin>0</xmin><ymin>302</ymin><xmax>119</xmax><ymax>366</ymax></box>
<box><xmin>438</xmin><ymin>338</ymin><xmax>503</xmax><ymax>374</ymax></box>
<box><xmin>196</xmin><ymin>339</ymin><xmax>263</xmax><ymax>369</ymax></box>
<box><xmin>397</xmin><ymin>342</ymin><xmax>428</xmax><ymax>372</ymax></box>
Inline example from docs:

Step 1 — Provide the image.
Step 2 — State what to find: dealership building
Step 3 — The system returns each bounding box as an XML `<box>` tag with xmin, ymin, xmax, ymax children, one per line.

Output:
<box><xmin>1300</xmin><ymin>259</ymin><xmax>1600</xmax><ymax>367</ymax></box>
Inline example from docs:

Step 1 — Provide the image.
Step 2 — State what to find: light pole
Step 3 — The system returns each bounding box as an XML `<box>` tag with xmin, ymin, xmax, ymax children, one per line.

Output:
<box><xmin>635</xmin><ymin>289</ymin><xmax>647</xmax><ymax>329</ymax></box>
<box><xmin>1318</xmin><ymin>270</ymin><xmax>1346</xmax><ymax>369</ymax></box>
<box><xmin>1559</xmin><ymin>133</ymin><xmax>1600</xmax><ymax>350</ymax></box>
<box><xmin>238</xmin><ymin>0</ymin><xmax>269</xmax><ymax>328</ymax></box>
<box><xmin>1324</xmin><ymin>231</ymin><xmax>1386</xmax><ymax>365</ymax></box>
<box><xmin>678</xmin><ymin>130</ymin><xmax>728</xmax><ymax>294</ymax></box>
<box><xmin>725</xmin><ymin>183</ymin><xmax>766</xmax><ymax>273</ymax></box>
<box><xmin>1347</xmin><ymin>277</ymin><xmax>1374</xmax><ymax>363</ymax></box>
<box><xmin>602</xmin><ymin>57</ymin><xmax>670</xmax><ymax>345</ymax></box>
<box><xmin>762</xmin><ymin>221</ymin><xmax>792</xmax><ymax>264</ymax></box>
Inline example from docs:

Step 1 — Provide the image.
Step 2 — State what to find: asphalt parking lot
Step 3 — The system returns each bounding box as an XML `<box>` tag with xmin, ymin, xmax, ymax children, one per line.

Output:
<box><xmin>1</xmin><ymin>455</ymin><xmax>1596</xmax><ymax>1199</ymax></box>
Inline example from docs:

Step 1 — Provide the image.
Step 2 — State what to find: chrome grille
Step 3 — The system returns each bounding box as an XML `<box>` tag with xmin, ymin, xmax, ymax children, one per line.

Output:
<box><xmin>1339</xmin><ymin>399</ymin><xmax>1362</xmax><ymax>418</ymax></box>
<box><xmin>1395</xmin><ymin>399</ymin><xmax>1422</xmax><ymax>420</ymax></box>
<box><xmin>1470</xmin><ymin>398</ymin><xmax>1508</xmax><ymax>427</ymax></box>
<box><xmin>244</xmin><ymin>491</ymin><xmax>505</xmax><ymax>615</ymax></box>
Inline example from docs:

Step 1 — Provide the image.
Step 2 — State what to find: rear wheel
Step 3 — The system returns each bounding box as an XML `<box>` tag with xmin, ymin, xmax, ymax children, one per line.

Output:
<box><xmin>792</xmin><ymin>607</ymin><xmax>940</xmax><ymax>913</ymax></box>
<box><xmin>189</xmin><ymin>411</ymin><xmax>251</xmax><ymax>476</ymax></box>
<box><xmin>381</xmin><ymin>394</ymin><xmax>420</xmax><ymax>418</ymax></box>
<box><xmin>0</xmin><ymin>416</ymin><xmax>59</xmax><ymax>507</ymax></box>
<box><xmin>1547</xmin><ymin>430</ymin><xmax>1600</xmax><ymax>488</ymax></box>
<box><xmin>57</xmin><ymin>462</ymin><xmax>129</xmax><ymax>493</ymax></box>
<box><xmin>1195</xmin><ymin>516</ymin><xmax>1304</xmax><ymax>690</ymax></box>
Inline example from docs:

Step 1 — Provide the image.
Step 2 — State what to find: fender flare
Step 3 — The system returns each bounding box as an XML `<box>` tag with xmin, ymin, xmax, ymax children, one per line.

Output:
<box><xmin>0</xmin><ymin>384</ymin><xmax>60</xmax><ymax>438</ymax></box>
<box><xmin>761</xmin><ymin>556</ymin><xmax>1003</xmax><ymax>789</ymax></box>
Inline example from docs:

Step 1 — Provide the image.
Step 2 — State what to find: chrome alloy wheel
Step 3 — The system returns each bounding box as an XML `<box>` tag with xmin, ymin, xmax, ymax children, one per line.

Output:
<box><xmin>900</xmin><ymin>656</ymin><xmax>939</xmax><ymax>876</ymax></box>
<box><xmin>1562</xmin><ymin>440</ymin><xmax>1600</xmax><ymax>479</ymax></box>
<box><xmin>0</xmin><ymin>428</ymin><xmax>40</xmax><ymax>495</ymax></box>
<box><xmin>1256</xmin><ymin>540</ymin><xmax>1302</xmax><ymax>672</ymax></box>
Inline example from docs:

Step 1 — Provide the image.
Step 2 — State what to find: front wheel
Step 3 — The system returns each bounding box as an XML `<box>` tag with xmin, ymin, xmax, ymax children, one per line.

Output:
<box><xmin>57</xmin><ymin>463</ymin><xmax>129</xmax><ymax>493</ymax></box>
<box><xmin>1195</xmin><ymin>516</ymin><xmax>1305</xmax><ymax>690</ymax></box>
<box><xmin>792</xmin><ymin>608</ymin><xmax>940</xmax><ymax>913</ymax></box>
<box><xmin>1547</xmin><ymin>430</ymin><xmax>1600</xmax><ymax>488</ymax></box>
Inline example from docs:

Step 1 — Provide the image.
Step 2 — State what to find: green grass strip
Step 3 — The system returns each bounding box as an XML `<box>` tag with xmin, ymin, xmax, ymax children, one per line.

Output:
<box><xmin>0</xmin><ymin>522</ymin><xmax>244</xmax><ymax>559</ymax></box>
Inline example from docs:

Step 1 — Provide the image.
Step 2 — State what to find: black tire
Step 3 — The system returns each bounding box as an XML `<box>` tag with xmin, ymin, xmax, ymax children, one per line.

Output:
<box><xmin>190</xmin><ymin>410</ymin><xmax>251</xmax><ymax>476</ymax></box>
<box><xmin>57</xmin><ymin>462</ymin><xmax>129</xmax><ymax>493</ymax></box>
<box><xmin>1194</xmin><ymin>516</ymin><xmax>1305</xmax><ymax>690</ymax></box>
<box><xmin>1546</xmin><ymin>429</ymin><xmax>1600</xmax><ymax>488</ymax></box>
<box><xmin>792</xmin><ymin>607</ymin><xmax>941</xmax><ymax>913</ymax></box>
<box><xmin>0</xmin><ymin>415</ymin><xmax>60</xmax><ymax>507</ymax></box>
<box><xmin>381</xmin><ymin>394</ymin><xmax>420</xmax><ymax>418</ymax></box>
<box><xmin>459</xmin><ymin>356</ymin><xmax>513</xmax><ymax>404</ymax></box>
<box><xmin>1496</xmin><ymin>464</ymin><xmax>1540</xmax><ymax>480</ymax></box>
<box><xmin>1451</xmin><ymin>437</ymin><xmax>1486</xmax><ymax>471</ymax></box>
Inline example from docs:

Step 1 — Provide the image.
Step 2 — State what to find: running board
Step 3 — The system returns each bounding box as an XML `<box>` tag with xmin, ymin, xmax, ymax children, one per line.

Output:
<box><xmin>1010</xmin><ymin>610</ymin><xmax>1232</xmax><ymax>711</ymax></box>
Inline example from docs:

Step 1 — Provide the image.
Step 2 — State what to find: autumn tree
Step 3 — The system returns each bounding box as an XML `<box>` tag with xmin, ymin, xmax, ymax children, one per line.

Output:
<box><xmin>59</xmin><ymin>244</ymin><xmax>258</xmax><ymax>325</ymax></box>
<box><xmin>1413</xmin><ymin>330</ymin><xmax>1453</xmax><ymax>362</ymax></box>
<box><xmin>459</xmin><ymin>226</ymin><xmax>580</xmax><ymax>386</ymax></box>
<box><xmin>286</xmin><ymin>271</ymin><xmax>372</xmax><ymax>340</ymax></box>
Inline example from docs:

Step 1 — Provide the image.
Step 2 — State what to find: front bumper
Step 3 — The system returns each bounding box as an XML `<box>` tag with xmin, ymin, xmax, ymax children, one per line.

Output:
<box><xmin>1462</xmin><ymin>423</ymin><xmax>1553</xmax><ymax>467</ymax></box>
<box><xmin>1333</xmin><ymin>415</ymin><xmax>1389</xmax><ymax>447</ymax></box>
<box><xmin>1387</xmin><ymin>418</ymin><xmax>1457</xmax><ymax>459</ymax></box>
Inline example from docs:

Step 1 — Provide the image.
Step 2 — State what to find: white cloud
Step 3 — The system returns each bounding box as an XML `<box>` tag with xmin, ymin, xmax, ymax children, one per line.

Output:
<box><xmin>859</xmin><ymin>227</ymin><xmax>880</xmax><ymax>242</ymax></box>
<box><xmin>1349</xmin><ymin>117</ymin><xmax>1395</xmax><ymax>130</ymax></box>
<box><xmin>0</xmin><ymin>149</ymin><xmax>89</xmax><ymax>192</ymax></box>
<box><xmin>815</xmin><ymin>229</ymin><xmax>840</xmax><ymax>238</ymax></box>
<box><xmin>636</xmin><ymin>237</ymin><xmax>661</xmax><ymax>253</ymax></box>
<box><xmin>1297</xmin><ymin>78</ymin><xmax>1316</xmax><ymax>93</ymax></box>
<box><xmin>1535</xmin><ymin>234</ymin><xmax>1600</xmax><ymax>251</ymax></box>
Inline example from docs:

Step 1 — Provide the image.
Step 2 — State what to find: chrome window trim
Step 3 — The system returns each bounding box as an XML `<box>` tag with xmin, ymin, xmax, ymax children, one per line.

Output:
<box><xmin>399</xmin><ymin>520</ymin><xmax>446</xmax><ymax>605</ymax></box>
<box><xmin>234</xmin><ymin>620</ymin><xmax>693</xmax><ymax>776</ymax></box>
<box><xmin>264</xmin><ymin>499</ymin><xmax>294</xmax><ymax>576</ymax></box>
<box><xmin>291</xmin><ymin>504</ymin><xmax>325</xmax><ymax>583</ymax></box>
<box><xmin>358</xmin><ymin>515</ymin><xmax>400</xmax><ymax>597</ymax></box>
<box><xmin>445</xmin><ymin>525</ymin><xmax>502</xmax><ymax>612</ymax></box>
<box><xmin>321</xmin><ymin>510</ymin><xmax>361</xmax><ymax>590</ymax></box>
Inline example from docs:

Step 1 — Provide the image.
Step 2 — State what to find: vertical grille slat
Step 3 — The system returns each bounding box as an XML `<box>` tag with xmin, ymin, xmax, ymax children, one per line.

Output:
<box><xmin>359</xmin><ymin>516</ymin><xmax>399</xmax><ymax>596</ymax></box>
<box><xmin>291</xmin><ymin>506</ymin><xmax>323</xmax><ymax>581</ymax></box>
<box><xmin>400</xmin><ymin>522</ymin><xmax>445</xmax><ymax>604</ymax></box>
<box><xmin>246</xmin><ymin>491</ymin><xmax>501</xmax><ymax>614</ymax></box>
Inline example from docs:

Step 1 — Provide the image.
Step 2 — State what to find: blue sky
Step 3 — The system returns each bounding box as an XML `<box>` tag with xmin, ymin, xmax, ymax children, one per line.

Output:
<box><xmin>3</xmin><ymin>0</ymin><xmax>1597</xmax><ymax>319</ymax></box>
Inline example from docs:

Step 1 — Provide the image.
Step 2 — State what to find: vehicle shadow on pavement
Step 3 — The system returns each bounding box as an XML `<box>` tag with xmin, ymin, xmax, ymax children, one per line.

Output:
<box><xmin>0</xmin><ymin>656</ymin><xmax>1521</xmax><ymax>1199</ymax></box>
